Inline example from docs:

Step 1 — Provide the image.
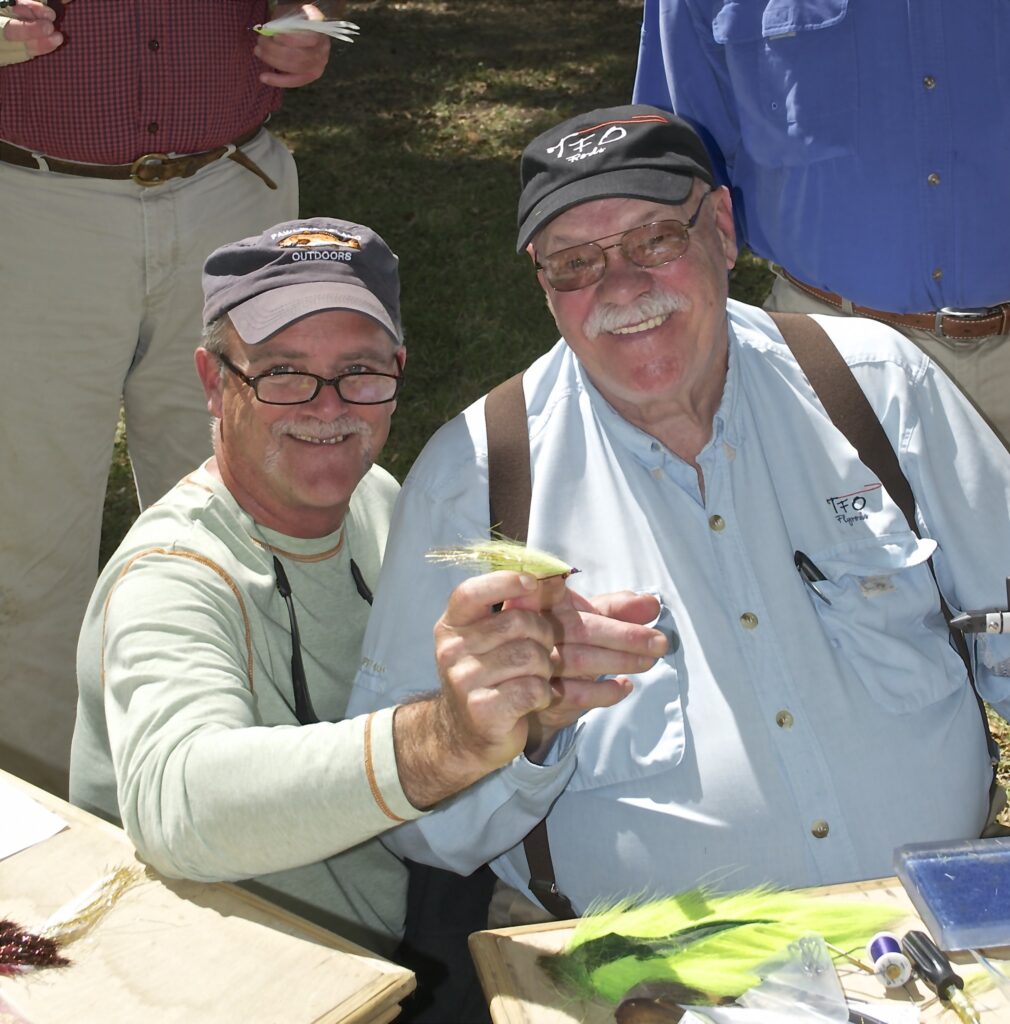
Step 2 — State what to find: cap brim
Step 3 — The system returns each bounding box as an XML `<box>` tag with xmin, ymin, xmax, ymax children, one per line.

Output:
<box><xmin>516</xmin><ymin>167</ymin><xmax>697</xmax><ymax>253</ymax></box>
<box><xmin>229</xmin><ymin>282</ymin><xmax>401</xmax><ymax>345</ymax></box>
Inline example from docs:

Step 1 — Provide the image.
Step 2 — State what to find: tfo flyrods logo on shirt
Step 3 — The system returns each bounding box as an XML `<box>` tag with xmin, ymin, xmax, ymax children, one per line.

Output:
<box><xmin>826</xmin><ymin>482</ymin><xmax>882</xmax><ymax>525</ymax></box>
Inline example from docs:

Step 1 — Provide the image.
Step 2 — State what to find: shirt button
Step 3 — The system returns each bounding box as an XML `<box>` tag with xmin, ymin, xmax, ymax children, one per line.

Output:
<box><xmin>922</xmin><ymin>75</ymin><xmax>936</xmax><ymax>89</ymax></box>
<box><xmin>811</xmin><ymin>820</ymin><xmax>830</xmax><ymax>839</ymax></box>
<box><xmin>740</xmin><ymin>612</ymin><xmax>759</xmax><ymax>630</ymax></box>
<box><xmin>147</xmin><ymin>122</ymin><xmax>159</xmax><ymax>134</ymax></box>
<box><xmin>775</xmin><ymin>710</ymin><xmax>794</xmax><ymax>729</ymax></box>
<box><xmin>927</xmin><ymin>172</ymin><xmax>941</xmax><ymax>186</ymax></box>
<box><xmin>708</xmin><ymin>514</ymin><xmax>725</xmax><ymax>532</ymax></box>
<box><xmin>148</xmin><ymin>38</ymin><xmax>160</xmax><ymax>51</ymax></box>
<box><xmin>932</xmin><ymin>268</ymin><xmax>943</xmax><ymax>281</ymax></box>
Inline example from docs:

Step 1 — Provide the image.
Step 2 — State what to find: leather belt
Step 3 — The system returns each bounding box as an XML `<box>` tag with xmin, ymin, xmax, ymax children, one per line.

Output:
<box><xmin>779</xmin><ymin>268</ymin><xmax>1010</xmax><ymax>342</ymax></box>
<box><xmin>0</xmin><ymin>124</ymin><xmax>274</xmax><ymax>188</ymax></box>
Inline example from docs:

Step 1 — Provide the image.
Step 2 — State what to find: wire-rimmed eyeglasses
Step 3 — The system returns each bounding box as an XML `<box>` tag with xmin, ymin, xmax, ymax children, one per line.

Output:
<box><xmin>218</xmin><ymin>352</ymin><xmax>403</xmax><ymax>406</ymax></box>
<box><xmin>534</xmin><ymin>188</ymin><xmax>716</xmax><ymax>292</ymax></box>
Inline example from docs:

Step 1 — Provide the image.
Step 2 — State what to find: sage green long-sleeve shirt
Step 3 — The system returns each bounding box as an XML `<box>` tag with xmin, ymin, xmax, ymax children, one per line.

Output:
<box><xmin>71</xmin><ymin>462</ymin><xmax>422</xmax><ymax>953</ymax></box>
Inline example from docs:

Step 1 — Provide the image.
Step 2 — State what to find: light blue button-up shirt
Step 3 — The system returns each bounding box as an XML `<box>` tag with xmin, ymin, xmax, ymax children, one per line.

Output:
<box><xmin>633</xmin><ymin>0</ymin><xmax>1010</xmax><ymax>312</ymax></box>
<box><xmin>349</xmin><ymin>302</ymin><xmax>1010</xmax><ymax>912</ymax></box>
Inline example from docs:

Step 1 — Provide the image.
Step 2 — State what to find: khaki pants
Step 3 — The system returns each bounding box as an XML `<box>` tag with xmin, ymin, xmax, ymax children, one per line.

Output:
<box><xmin>0</xmin><ymin>130</ymin><xmax>298</xmax><ymax>795</ymax></box>
<box><xmin>765</xmin><ymin>273</ymin><xmax>1010</xmax><ymax>448</ymax></box>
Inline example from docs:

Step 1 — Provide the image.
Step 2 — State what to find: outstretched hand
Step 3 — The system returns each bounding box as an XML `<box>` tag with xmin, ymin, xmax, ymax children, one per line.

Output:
<box><xmin>506</xmin><ymin>582</ymin><xmax>666</xmax><ymax>760</ymax></box>
<box><xmin>393</xmin><ymin>572</ymin><xmax>666</xmax><ymax>809</ymax></box>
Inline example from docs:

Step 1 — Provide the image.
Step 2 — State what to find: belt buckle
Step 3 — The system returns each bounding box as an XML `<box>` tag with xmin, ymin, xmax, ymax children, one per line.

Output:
<box><xmin>934</xmin><ymin>306</ymin><xmax>998</xmax><ymax>339</ymax></box>
<box><xmin>130</xmin><ymin>152</ymin><xmax>171</xmax><ymax>187</ymax></box>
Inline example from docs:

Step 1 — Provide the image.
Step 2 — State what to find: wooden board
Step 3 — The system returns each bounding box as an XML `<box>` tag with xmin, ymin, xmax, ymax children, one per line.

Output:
<box><xmin>470</xmin><ymin>877</ymin><xmax>1010</xmax><ymax>1023</ymax></box>
<box><xmin>0</xmin><ymin>770</ymin><xmax>414</xmax><ymax>1024</ymax></box>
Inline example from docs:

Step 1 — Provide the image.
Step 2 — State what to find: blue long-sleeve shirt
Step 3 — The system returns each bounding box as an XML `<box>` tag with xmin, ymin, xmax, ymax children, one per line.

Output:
<box><xmin>633</xmin><ymin>0</ymin><xmax>1010</xmax><ymax>313</ymax></box>
<box><xmin>349</xmin><ymin>302</ymin><xmax>1010</xmax><ymax>913</ymax></box>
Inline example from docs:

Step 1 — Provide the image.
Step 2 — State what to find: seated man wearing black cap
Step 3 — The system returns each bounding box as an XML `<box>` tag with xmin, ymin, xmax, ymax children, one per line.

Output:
<box><xmin>349</xmin><ymin>106</ymin><xmax>1010</xmax><ymax>922</ymax></box>
<box><xmin>68</xmin><ymin>217</ymin><xmax>665</xmax><ymax>965</ymax></box>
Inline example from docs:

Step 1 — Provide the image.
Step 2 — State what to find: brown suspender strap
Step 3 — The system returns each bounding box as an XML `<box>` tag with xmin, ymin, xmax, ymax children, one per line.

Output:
<box><xmin>485</xmin><ymin>372</ymin><xmax>533</xmax><ymax>544</ymax></box>
<box><xmin>484</xmin><ymin>372</ymin><xmax>577</xmax><ymax>920</ymax></box>
<box><xmin>768</xmin><ymin>312</ymin><xmax>1000</xmax><ymax>796</ymax></box>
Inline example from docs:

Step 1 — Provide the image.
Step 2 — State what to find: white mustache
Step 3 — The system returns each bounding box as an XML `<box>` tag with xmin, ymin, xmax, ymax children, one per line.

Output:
<box><xmin>272</xmin><ymin>415</ymin><xmax>373</xmax><ymax>442</ymax></box>
<box><xmin>584</xmin><ymin>285</ymin><xmax>689</xmax><ymax>340</ymax></box>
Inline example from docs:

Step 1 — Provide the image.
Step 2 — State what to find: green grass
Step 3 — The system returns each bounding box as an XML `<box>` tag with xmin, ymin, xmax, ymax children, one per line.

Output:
<box><xmin>100</xmin><ymin>0</ymin><xmax>769</xmax><ymax>561</ymax></box>
<box><xmin>99</xmin><ymin>0</ymin><xmax>1008</xmax><ymax>803</ymax></box>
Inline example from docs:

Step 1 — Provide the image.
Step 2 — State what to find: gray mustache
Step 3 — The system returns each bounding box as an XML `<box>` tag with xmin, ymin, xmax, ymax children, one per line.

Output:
<box><xmin>585</xmin><ymin>287</ymin><xmax>688</xmax><ymax>340</ymax></box>
<box><xmin>273</xmin><ymin>416</ymin><xmax>373</xmax><ymax>441</ymax></box>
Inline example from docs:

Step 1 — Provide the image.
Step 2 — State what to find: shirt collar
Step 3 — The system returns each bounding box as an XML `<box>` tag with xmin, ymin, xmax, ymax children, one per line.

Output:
<box><xmin>571</xmin><ymin>310</ymin><xmax>744</xmax><ymax>471</ymax></box>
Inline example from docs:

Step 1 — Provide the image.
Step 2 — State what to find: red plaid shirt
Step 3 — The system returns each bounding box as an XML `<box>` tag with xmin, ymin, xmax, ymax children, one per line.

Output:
<box><xmin>0</xmin><ymin>1</ymin><xmax>283</xmax><ymax>163</ymax></box>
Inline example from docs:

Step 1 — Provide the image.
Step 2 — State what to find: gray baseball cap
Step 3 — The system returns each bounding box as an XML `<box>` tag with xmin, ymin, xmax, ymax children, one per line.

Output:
<box><xmin>202</xmin><ymin>217</ymin><xmax>402</xmax><ymax>345</ymax></box>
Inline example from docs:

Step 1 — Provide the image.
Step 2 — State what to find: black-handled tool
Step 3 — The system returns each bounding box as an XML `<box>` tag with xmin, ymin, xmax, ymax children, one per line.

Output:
<box><xmin>901</xmin><ymin>930</ymin><xmax>981</xmax><ymax>1024</ymax></box>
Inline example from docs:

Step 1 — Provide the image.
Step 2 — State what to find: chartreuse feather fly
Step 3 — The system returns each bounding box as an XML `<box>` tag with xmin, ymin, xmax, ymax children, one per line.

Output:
<box><xmin>254</xmin><ymin>16</ymin><xmax>359</xmax><ymax>41</ymax></box>
<box><xmin>538</xmin><ymin>885</ymin><xmax>902</xmax><ymax>1005</ymax></box>
<box><xmin>425</xmin><ymin>534</ymin><xmax>578</xmax><ymax>580</ymax></box>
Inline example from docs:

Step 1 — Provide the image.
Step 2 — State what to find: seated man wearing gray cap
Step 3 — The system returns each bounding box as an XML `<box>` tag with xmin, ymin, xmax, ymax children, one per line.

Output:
<box><xmin>68</xmin><ymin>217</ymin><xmax>665</xmax><ymax>958</ymax></box>
<box><xmin>348</xmin><ymin>105</ymin><xmax>1010</xmax><ymax>922</ymax></box>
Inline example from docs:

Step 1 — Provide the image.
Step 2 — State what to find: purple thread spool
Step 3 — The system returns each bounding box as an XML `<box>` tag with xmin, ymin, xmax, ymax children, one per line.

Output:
<box><xmin>867</xmin><ymin>931</ymin><xmax>911</xmax><ymax>988</ymax></box>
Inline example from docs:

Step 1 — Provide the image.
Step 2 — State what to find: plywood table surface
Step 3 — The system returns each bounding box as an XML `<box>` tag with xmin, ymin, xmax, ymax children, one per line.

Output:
<box><xmin>0</xmin><ymin>769</ymin><xmax>414</xmax><ymax>1024</ymax></box>
<box><xmin>470</xmin><ymin>877</ymin><xmax>1010</xmax><ymax>1024</ymax></box>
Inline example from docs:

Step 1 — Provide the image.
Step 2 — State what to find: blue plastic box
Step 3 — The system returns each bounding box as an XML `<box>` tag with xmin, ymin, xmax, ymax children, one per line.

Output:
<box><xmin>894</xmin><ymin>837</ymin><xmax>1010</xmax><ymax>951</ymax></box>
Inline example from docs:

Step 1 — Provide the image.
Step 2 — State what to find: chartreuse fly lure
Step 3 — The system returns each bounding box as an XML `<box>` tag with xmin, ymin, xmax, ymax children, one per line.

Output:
<box><xmin>425</xmin><ymin>534</ymin><xmax>578</xmax><ymax>581</ymax></box>
<box><xmin>254</xmin><ymin>15</ymin><xmax>359</xmax><ymax>41</ymax></box>
<box><xmin>538</xmin><ymin>885</ymin><xmax>902</xmax><ymax>1006</ymax></box>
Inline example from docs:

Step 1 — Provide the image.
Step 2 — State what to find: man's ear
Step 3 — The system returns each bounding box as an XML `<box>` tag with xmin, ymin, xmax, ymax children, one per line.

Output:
<box><xmin>194</xmin><ymin>348</ymin><xmax>225</xmax><ymax>419</ymax></box>
<box><xmin>711</xmin><ymin>186</ymin><xmax>739</xmax><ymax>271</ymax></box>
<box><xmin>527</xmin><ymin>242</ymin><xmax>555</xmax><ymax>302</ymax></box>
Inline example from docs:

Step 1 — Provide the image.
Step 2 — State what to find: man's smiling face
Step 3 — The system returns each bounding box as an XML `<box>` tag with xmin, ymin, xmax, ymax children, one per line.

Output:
<box><xmin>532</xmin><ymin>184</ymin><xmax>738</xmax><ymax>428</ymax></box>
<box><xmin>197</xmin><ymin>309</ymin><xmax>403</xmax><ymax>538</ymax></box>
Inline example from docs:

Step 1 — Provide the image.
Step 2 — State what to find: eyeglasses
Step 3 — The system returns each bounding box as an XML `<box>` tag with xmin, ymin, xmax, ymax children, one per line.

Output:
<box><xmin>218</xmin><ymin>353</ymin><xmax>403</xmax><ymax>406</ymax></box>
<box><xmin>534</xmin><ymin>188</ymin><xmax>716</xmax><ymax>292</ymax></box>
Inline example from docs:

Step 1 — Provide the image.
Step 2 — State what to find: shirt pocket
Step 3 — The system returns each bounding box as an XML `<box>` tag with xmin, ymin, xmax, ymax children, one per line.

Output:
<box><xmin>711</xmin><ymin>0</ymin><xmax>857</xmax><ymax>166</ymax></box>
<box><xmin>568</xmin><ymin>599</ymin><xmax>687</xmax><ymax>791</ymax></box>
<box><xmin>804</xmin><ymin>533</ymin><xmax>966</xmax><ymax>713</ymax></box>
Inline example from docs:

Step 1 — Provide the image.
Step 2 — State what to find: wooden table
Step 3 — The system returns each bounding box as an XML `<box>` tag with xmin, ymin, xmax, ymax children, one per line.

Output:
<box><xmin>470</xmin><ymin>877</ymin><xmax>1010</xmax><ymax>1023</ymax></box>
<box><xmin>0</xmin><ymin>769</ymin><xmax>414</xmax><ymax>1023</ymax></box>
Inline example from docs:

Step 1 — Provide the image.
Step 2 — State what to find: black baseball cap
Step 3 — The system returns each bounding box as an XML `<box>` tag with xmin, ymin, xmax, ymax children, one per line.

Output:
<box><xmin>516</xmin><ymin>104</ymin><xmax>715</xmax><ymax>253</ymax></box>
<box><xmin>202</xmin><ymin>217</ymin><xmax>402</xmax><ymax>345</ymax></box>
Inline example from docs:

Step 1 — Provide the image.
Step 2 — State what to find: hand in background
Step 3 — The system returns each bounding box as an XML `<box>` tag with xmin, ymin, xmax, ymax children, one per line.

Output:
<box><xmin>0</xmin><ymin>0</ymin><xmax>72</xmax><ymax>64</ymax></box>
<box><xmin>255</xmin><ymin>3</ymin><xmax>333</xmax><ymax>89</ymax></box>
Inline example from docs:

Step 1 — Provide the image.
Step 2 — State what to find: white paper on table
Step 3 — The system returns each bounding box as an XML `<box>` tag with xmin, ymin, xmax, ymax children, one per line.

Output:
<box><xmin>0</xmin><ymin>775</ymin><xmax>67</xmax><ymax>860</ymax></box>
<box><xmin>0</xmin><ymin>987</ymin><xmax>34</xmax><ymax>1023</ymax></box>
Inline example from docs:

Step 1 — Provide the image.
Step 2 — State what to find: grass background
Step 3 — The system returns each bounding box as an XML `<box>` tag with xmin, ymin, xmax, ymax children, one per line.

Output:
<box><xmin>100</xmin><ymin>0</ymin><xmax>1007</xmax><ymax>797</ymax></box>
